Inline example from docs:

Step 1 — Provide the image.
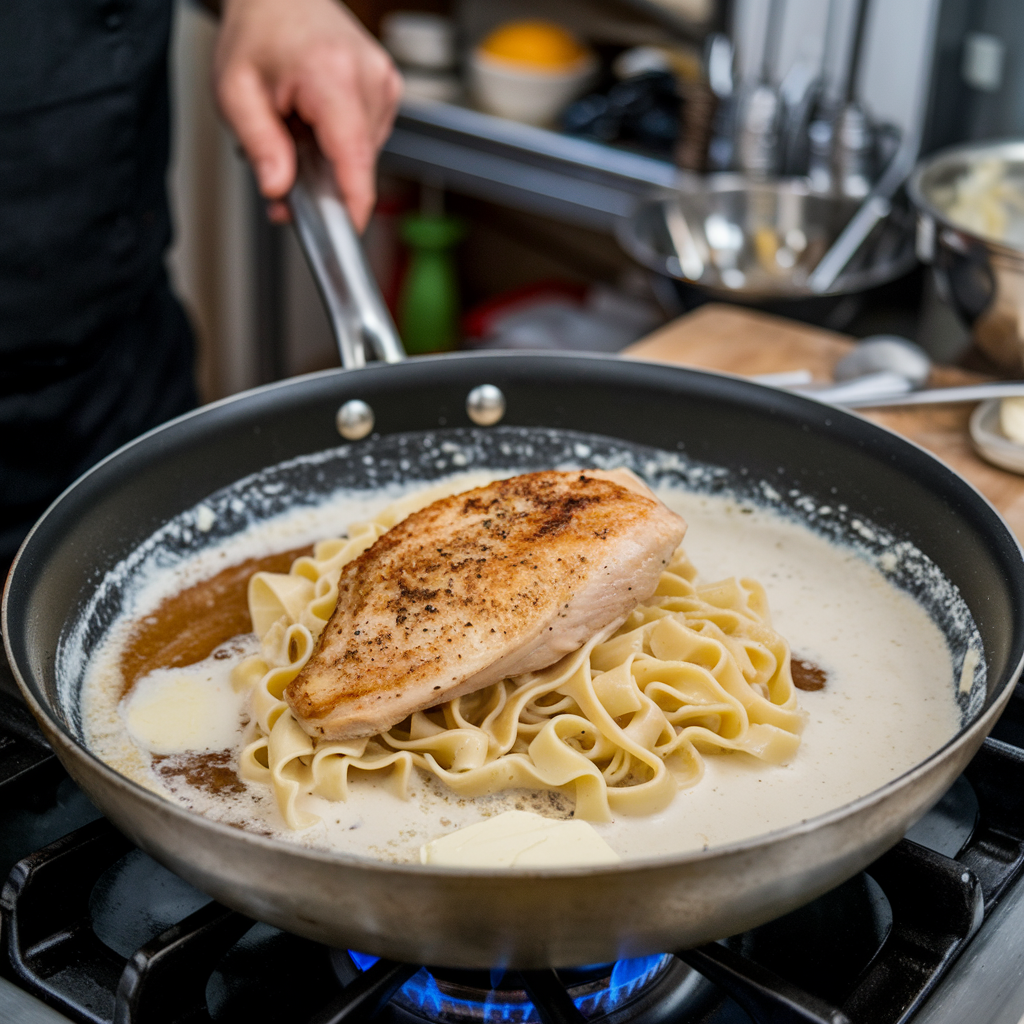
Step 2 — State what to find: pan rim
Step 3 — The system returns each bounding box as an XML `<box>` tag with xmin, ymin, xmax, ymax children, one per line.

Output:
<box><xmin>5</xmin><ymin>350</ymin><xmax>1024</xmax><ymax>879</ymax></box>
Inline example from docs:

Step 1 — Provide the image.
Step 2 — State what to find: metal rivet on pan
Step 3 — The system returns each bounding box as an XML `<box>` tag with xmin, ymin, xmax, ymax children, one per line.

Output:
<box><xmin>466</xmin><ymin>384</ymin><xmax>506</xmax><ymax>426</ymax></box>
<box><xmin>336</xmin><ymin>399</ymin><xmax>374</xmax><ymax>440</ymax></box>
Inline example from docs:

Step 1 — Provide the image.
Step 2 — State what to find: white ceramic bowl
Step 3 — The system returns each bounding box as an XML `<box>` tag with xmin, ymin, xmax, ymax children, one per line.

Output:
<box><xmin>970</xmin><ymin>398</ymin><xmax>1024</xmax><ymax>475</ymax></box>
<box><xmin>382</xmin><ymin>12</ymin><xmax>456</xmax><ymax>71</ymax></box>
<box><xmin>469</xmin><ymin>50</ymin><xmax>597</xmax><ymax>126</ymax></box>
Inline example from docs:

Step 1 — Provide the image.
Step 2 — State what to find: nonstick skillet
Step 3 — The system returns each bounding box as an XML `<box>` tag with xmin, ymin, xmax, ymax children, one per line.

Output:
<box><xmin>4</xmin><ymin>146</ymin><xmax>1024</xmax><ymax>969</ymax></box>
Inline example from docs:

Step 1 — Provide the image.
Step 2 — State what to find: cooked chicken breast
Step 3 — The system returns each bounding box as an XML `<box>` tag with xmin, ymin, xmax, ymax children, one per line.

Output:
<box><xmin>286</xmin><ymin>470</ymin><xmax>686</xmax><ymax>740</ymax></box>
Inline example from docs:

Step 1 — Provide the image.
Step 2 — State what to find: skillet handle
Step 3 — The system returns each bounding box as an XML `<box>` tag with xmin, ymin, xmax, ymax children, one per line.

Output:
<box><xmin>288</xmin><ymin>131</ymin><xmax>406</xmax><ymax>369</ymax></box>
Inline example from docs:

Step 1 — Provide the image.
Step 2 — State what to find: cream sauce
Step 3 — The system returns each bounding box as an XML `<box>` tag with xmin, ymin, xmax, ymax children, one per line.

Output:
<box><xmin>81</xmin><ymin>483</ymin><xmax>964</xmax><ymax>864</ymax></box>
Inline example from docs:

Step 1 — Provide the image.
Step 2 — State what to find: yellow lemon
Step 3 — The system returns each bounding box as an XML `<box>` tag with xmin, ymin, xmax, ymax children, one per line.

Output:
<box><xmin>479</xmin><ymin>21</ymin><xmax>589</xmax><ymax>70</ymax></box>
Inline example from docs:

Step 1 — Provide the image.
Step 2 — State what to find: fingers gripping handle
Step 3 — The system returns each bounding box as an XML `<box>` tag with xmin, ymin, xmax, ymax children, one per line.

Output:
<box><xmin>289</xmin><ymin>136</ymin><xmax>406</xmax><ymax>369</ymax></box>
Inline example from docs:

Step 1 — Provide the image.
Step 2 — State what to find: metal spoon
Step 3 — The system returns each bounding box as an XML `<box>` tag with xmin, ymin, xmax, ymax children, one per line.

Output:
<box><xmin>790</xmin><ymin>336</ymin><xmax>929</xmax><ymax>404</ymax></box>
<box><xmin>832</xmin><ymin>335</ymin><xmax>932</xmax><ymax>388</ymax></box>
<box><xmin>841</xmin><ymin>381</ymin><xmax>1024</xmax><ymax>409</ymax></box>
<box><xmin>782</xmin><ymin>335</ymin><xmax>1024</xmax><ymax>408</ymax></box>
<box><xmin>804</xmin><ymin>369</ymin><xmax>915</xmax><ymax>406</ymax></box>
<box><xmin>798</xmin><ymin>336</ymin><xmax>1024</xmax><ymax>409</ymax></box>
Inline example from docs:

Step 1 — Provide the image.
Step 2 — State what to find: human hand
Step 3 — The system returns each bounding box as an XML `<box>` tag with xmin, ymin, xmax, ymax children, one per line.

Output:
<box><xmin>214</xmin><ymin>0</ymin><xmax>402</xmax><ymax>230</ymax></box>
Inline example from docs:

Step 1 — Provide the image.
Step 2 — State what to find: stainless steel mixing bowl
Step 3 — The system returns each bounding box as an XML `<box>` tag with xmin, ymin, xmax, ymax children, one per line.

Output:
<box><xmin>617</xmin><ymin>174</ymin><xmax>916</xmax><ymax>300</ymax></box>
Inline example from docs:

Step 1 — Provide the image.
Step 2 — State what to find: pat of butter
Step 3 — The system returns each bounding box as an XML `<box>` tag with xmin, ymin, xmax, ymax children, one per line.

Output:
<box><xmin>419</xmin><ymin>810</ymin><xmax>621</xmax><ymax>868</ymax></box>
<box><xmin>959</xmin><ymin>647</ymin><xmax>981</xmax><ymax>695</ymax></box>
<box><xmin>123</xmin><ymin>668</ymin><xmax>243</xmax><ymax>755</ymax></box>
<box><xmin>1000</xmin><ymin>397</ymin><xmax>1024</xmax><ymax>444</ymax></box>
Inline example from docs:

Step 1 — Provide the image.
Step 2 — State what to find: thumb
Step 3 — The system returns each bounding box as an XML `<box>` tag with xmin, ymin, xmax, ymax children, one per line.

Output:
<box><xmin>217</xmin><ymin>63</ymin><xmax>296</xmax><ymax>199</ymax></box>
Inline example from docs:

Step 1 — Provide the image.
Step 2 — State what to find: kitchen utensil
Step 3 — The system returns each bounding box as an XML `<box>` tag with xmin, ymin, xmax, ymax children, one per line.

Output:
<box><xmin>835</xmin><ymin>380</ymin><xmax>1024</xmax><ymax>409</ymax></box>
<box><xmin>970</xmin><ymin>399</ymin><xmax>1024</xmax><ymax>475</ymax></box>
<box><xmin>910</xmin><ymin>140</ymin><xmax>1024</xmax><ymax>373</ymax></box>
<box><xmin>799</xmin><ymin>369</ymin><xmax>914</xmax><ymax>405</ymax></box>
<box><xmin>735</xmin><ymin>83</ymin><xmax>781</xmax><ymax>178</ymax></box>
<box><xmin>4</xmin><ymin>142</ymin><xmax>1023</xmax><ymax>972</ymax></box>
<box><xmin>734</xmin><ymin>0</ymin><xmax>784</xmax><ymax>178</ymax></box>
<box><xmin>787</xmin><ymin>334</ymin><xmax>931</xmax><ymax>406</ymax></box>
<box><xmin>8</xmin><ymin>354</ymin><xmax>1020</xmax><ymax>970</ymax></box>
<box><xmin>289</xmin><ymin>138</ymin><xmax>405</xmax><ymax>370</ymax></box>
<box><xmin>803</xmin><ymin>0</ymin><xmax>922</xmax><ymax>295</ymax></box>
<box><xmin>831</xmin><ymin>0</ymin><xmax>873</xmax><ymax>200</ymax></box>
<box><xmin>832</xmin><ymin>335</ymin><xmax>932</xmax><ymax>388</ymax></box>
<box><xmin>619</xmin><ymin>178</ymin><xmax>916</xmax><ymax>299</ymax></box>
<box><xmin>663</xmin><ymin>199</ymin><xmax>705</xmax><ymax>281</ymax></box>
<box><xmin>834</xmin><ymin>101</ymin><xmax>874</xmax><ymax>200</ymax></box>
<box><xmin>750</xmin><ymin>369</ymin><xmax>813</xmax><ymax>387</ymax></box>
<box><xmin>777</xmin><ymin>58</ymin><xmax>819</xmax><ymax>177</ymax></box>
<box><xmin>704</xmin><ymin>33</ymin><xmax>736</xmax><ymax>172</ymax></box>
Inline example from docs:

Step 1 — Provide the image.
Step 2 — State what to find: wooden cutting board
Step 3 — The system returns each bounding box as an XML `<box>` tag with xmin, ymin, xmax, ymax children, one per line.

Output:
<box><xmin>625</xmin><ymin>303</ymin><xmax>1024</xmax><ymax>541</ymax></box>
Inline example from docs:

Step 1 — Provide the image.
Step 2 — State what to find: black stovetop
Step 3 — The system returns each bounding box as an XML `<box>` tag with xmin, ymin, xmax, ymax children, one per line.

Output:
<box><xmin>3</xmin><ymin>661</ymin><xmax>1024</xmax><ymax>1024</ymax></box>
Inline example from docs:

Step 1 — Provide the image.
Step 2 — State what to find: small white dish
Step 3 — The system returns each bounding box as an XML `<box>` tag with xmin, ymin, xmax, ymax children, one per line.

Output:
<box><xmin>970</xmin><ymin>398</ymin><xmax>1024</xmax><ymax>474</ymax></box>
<box><xmin>469</xmin><ymin>50</ymin><xmax>597</xmax><ymax>126</ymax></box>
<box><xmin>382</xmin><ymin>12</ymin><xmax>456</xmax><ymax>71</ymax></box>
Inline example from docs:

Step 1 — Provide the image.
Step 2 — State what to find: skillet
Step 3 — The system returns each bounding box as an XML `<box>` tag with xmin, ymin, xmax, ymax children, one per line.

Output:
<box><xmin>3</xmin><ymin>145</ymin><xmax>1024</xmax><ymax>969</ymax></box>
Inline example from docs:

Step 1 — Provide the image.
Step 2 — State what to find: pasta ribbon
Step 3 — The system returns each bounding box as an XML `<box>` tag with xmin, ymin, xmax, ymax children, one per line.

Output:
<box><xmin>232</xmin><ymin>485</ymin><xmax>806</xmax><ymax>829</ymax></box>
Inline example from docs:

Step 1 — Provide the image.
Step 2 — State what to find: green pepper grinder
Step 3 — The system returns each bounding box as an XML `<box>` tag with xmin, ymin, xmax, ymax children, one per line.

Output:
<box><xmin>398</xmin><ymin>213</ymin><xmax>465</xmax><ymax>355</ymax></box>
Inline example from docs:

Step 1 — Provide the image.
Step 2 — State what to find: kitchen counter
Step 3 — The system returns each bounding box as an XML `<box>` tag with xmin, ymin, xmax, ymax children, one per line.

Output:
<box><xmin>625</xmin><ymin>303</ymin><xmax>1024</xmax><ymax>541</ymax></box>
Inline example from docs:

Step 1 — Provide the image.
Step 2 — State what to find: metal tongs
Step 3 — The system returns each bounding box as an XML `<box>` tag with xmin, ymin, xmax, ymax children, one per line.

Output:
<box><xmin>288</xmin><ymin>129</ymin><xmax>407</xmax><ymax>369</ymax></box>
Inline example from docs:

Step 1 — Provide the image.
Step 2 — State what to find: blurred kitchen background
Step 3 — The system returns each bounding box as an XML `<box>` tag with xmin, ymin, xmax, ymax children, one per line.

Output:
<box><xmin>167</xmin><ymin>0</ymin><xmax>1024</xmax><ymax>402</ymax></box>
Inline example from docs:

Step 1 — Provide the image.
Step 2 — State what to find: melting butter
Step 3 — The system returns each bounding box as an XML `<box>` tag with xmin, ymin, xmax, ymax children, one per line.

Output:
<box><xmin>123</xmin><ymin>656</ymin><xmax>245</xmax><ymax>755</ymax></box>
<box><xmin>420</xmin><ymin>810</ymin><xmax>621</xmax><ymax>868</ymax></box>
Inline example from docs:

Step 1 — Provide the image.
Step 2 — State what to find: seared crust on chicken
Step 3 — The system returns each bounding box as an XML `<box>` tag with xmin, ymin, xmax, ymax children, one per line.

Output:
<box><xmin>285</xmin><ymin>470</ymin><xmax>686</xmax><ymax>740</ymax></box>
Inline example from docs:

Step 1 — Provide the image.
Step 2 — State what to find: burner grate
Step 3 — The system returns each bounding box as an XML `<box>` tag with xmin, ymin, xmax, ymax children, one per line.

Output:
<box><xmin>338</xmin><ymin>952</ymin><xmax>702</xmax><ymax>1024</ymax></box>
<box><xmin>2</xmin><ymin>687</ymin><xmax>1024</xmax><ymax>1024</ymax></box>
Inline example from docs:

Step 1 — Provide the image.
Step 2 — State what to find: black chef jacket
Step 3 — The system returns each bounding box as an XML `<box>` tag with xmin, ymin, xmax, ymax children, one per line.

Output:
<box><xmin>0</xmin><ymin>0</ymin><xmax>198</xmax><ymax>570</ymax></box>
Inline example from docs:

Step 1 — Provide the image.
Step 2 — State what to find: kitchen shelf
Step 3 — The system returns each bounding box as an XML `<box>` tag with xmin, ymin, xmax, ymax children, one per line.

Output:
<box><xmin>381</xmin><ymin>97</ymin><xmax>690</xmax><ymax>231</ymax></box>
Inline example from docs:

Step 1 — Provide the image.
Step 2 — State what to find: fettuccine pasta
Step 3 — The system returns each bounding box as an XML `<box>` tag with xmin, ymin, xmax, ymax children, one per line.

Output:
<box><xmin>233</xmin><ymin>483</ymin><xmax>805</xmax><ymax>828</ymax></box>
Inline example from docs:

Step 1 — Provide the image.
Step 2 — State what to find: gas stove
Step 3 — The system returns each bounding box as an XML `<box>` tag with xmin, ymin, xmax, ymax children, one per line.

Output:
<box><xmin>2</xmin><ymin>659</ymin><xmax>1024</xmax><ymax>1024</ymax></box>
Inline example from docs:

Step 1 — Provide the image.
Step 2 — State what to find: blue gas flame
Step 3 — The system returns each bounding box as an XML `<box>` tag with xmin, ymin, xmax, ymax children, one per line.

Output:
<box><xmin>347</xmin><ymin>951</ymin><xmax>668</xmax><ymax>1021</ymax></box>
<box><xmin>348</xmin><ymin>950</ymin><xmax>381</xmax><ymax>971</ymax></box>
